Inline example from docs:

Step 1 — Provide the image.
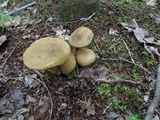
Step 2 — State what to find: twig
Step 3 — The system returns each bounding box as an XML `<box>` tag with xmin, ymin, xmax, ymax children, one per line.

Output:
<box><xmin>7</xmin><ymin>1</ymin><xmax>36</xmax><ymax>16</ymax></box>
<box><xmin>1</xmin><ymin>41</ymin><xmax>20</xmax><ymax>67</ymax></box>
<box><xmin>96</xmin><ymin>78</ymin><xmax>142</xmax><ymax>85</ymax></box>
<box><xmin>101</xmin><ymin>57</ymin><xmax>155</xmax><ymax>79</ymax></box>
<box><xmin>53</xmin><ymin>12</ymin><xmax>98</xmax><ymax>23</ymax></box>
<box><xmin>122</xmin><ymin>39</ymin><xmax>135</xmax><ymax>64</ymax></box>
<box><xmin>93</xmin><ymin>35</ymin><xmax>100</xmax><ymax>53</ymax></box>
<box><xmin>80</xmin><ymin>12</ymin><xmax>97</xmax><ymax>21</ymax></box>
<box><xmin>102</xmin><ymin>103</ymin><xmax>112</xmax><ymax>114</ymax></box>
<box><xmin>145</xmin><ymin>64</ymin><xmax>160</xmax><ymax>120</ymax></box>
<box><xmin>28</xmin><ymin>75</ymin><xmax>53</xmax><ymax>120</ymax></box>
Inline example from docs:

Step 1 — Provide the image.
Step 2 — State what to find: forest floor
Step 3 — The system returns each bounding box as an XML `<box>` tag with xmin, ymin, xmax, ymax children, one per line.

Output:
<box><xmin>0</xmin><ymin>0</ymin><xmax>160</xmax><ymax>120</ymax></box>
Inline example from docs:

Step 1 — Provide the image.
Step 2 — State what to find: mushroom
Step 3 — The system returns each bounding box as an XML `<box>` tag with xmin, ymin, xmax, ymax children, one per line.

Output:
<box><xmin>76</xmin><ymin>48</ymin><xmax>96</xmax><ymax>66</ymax></box>
<box><xmin>68</xmin><ymin>27</ymin><xmax>94</xmax><ymax>55</ymax></box>
<box><xmin>23</xmin><ymin>37</ymin><xmax>71</xmax><ymax>70</ymax></box>
<box><xmin>58</xmin><ymin>52</ymin><xmax>76</xmax><ymax>74</ymax></box>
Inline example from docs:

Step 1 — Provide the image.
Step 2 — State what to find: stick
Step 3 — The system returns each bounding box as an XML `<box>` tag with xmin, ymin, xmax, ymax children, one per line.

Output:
<box><xmin>122</xmin><ymin>39</ymin><xmax>135</xmax><ymax>64</ymax></box>
<box><xmin>101</xmin><ymin>57</ymin><xmax>154</xmax><ymax>79</ymax></box>
<box><xmin>93</xmin><ymin>35</ymin><xmax>101</xmax><ymax>53</ymax></box>
<box><xmin>7</xmin><ymin>1</ymin><xmax>36</xmax><ymax>16</ymax></box>
<box><xmin>145</xmin><ymin>64</ymin><xmax>160</xmax><ymax>120</ymax></box>
<box><xmin>96</xmin><ymin>78</ymin><xmax>142</xmax><ymax>85</ymax></box>
<box><xmin>1</xmin><ymin>41</ymin><xmax>20</xmax><ymax>67</ymax></box>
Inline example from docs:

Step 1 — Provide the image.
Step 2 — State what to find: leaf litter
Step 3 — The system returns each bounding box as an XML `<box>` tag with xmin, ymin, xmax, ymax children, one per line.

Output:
<box><xmin>0</xmin><ymin>35</ymin><xmax>7</xmax><ymax>46</ymax></box>
<box><xmin>0</xmin><ymin>73</ymin><xmax>51</xmax><ymax>120</ymax></box>
<box><xmin>121</xmin><ymin>18</ymin><xmax>160</xmax><ymax>57</ymax></box>
<box><xmin>1</xmin><ymin>0</ymin><xmax>160</xmax><ymax>119</ymax></box>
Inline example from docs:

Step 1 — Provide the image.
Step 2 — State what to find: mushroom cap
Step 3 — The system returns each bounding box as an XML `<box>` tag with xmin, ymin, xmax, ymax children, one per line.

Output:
<box><xmin>23</xmin><ymin>37</ymin><xmax>71</xmax><ymax>70</ymax></box>
<box><xmin>58</xmin><ymin>52</ymin><xmax>76</xmax><ymax>74</ymax></box>
<box><xmin>76</xmin><ymin>48</ymin><xmax>96</xmax><ymax>66</ymax></box>
<box><xmin>69</xmin><ymin>27</ymin><xmax>93</xmax><ymax>48</ymax></box>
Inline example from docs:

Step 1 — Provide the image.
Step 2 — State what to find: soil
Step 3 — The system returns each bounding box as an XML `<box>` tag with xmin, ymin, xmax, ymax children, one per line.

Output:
<box><xmin>0</xmin><ymin>0</ymin><xmax>160</xmax><ymax>120</ymax></box>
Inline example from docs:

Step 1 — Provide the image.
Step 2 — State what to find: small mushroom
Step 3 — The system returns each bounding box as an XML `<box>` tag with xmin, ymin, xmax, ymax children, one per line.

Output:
<box><xmin>69</xmin><ymin>27</ymin><xmax>93</xmax><ymax>48</ymax></box>
<box><xmin>23</xmin><ymin>37</ymin><xmax>71</xmax><ymax>70</ymax></box>
<box><xmin>58</xmin><ymin>52</ymin><xmax>76</xmax><ymax>74</ymax></box>
<box><xmin>76</xmin><ymin>48</ymin><xmax>96</xmax><ymax>66</ymax></box>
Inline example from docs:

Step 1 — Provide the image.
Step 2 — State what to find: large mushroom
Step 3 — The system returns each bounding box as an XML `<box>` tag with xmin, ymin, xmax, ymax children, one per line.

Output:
<box><xmin>69</xmin><ymin>27</ymin><xmax>93</xmax><ymax>48</ymax></box>
<box><xmin>76</xmin><ymin>48</ymin><xmax>96</xmax><ymax>66</ymax></box>
<box><xmin>23</xmin><ymin>37</ymin><xmax>71</xmax><ymax>70</ymax></box>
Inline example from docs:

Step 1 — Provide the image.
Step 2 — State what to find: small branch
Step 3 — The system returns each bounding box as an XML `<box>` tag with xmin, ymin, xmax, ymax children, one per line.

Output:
<box><xmin>1</xmin><ymin>41</ymin><xmax>20</xmax><ymax>67</ymax></box>
<box><xmin>93</xmin><ymin>35</ymin><xmax>101</xmax><ymax>53</ymax></box>
<box><xmin>145</xmin><ymin>64</ymin><xmax>160</xmax><ymax>120</ymax></box>
<box><xmin>102</xmin><ymin>103</ymin><xmax>112</xmax><ymax>114</ymax></box>
<box><xmin>102</xmin><ymin>57</ymin><xmax>154</xmax><ymax>79</ymax></box>
<box><xmin>7</xmin><ymin>1</ymin><xmax>36</xmax><ymax>16</ymax></box>
<box><xmin>80</xmin><ymin>12</ymin><xmax>97</xmax><ymax>21</ymax></box>
<box><xmin>122</xmin><ymin>39</ymin><xmax>135</xmax><ymax>64</ymax></box>
<box><xmin>96</xmin><ymin>78</ymin><xmax>142</xmax><ymax>85</ymax></box>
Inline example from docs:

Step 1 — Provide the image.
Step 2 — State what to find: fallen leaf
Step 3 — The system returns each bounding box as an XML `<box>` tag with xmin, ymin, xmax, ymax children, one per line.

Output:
<box><xmin>79</xmin><ymin>67</ymin><xmax>94</xmax><ymax>78</ymax></box>
<box><xmin>106</xmin><ymin>112</ymin><xmax>119</xmax><ymax>120</ymax></box>
<box><xmin>86</xmin><ymin>104</ymin><xmax>96</xmax><ymax>116</ymax></box>
<box><xmin>26</xmin><ymin>95</ymin><xmax>37</xmax><ymax>104</ymax></box>
<box><xmin>58</xmin><ymin>103</ymin><xmax>67</xmax><ymax>111</ymax></box>
<box><xmin>121</xmin><ymin>18</ymin><xmax>139</xmax><ymax>32</ymax></box>
<box><xmin>109</xmin><ymin>28</ymin><xmax>119</xmax><ymax>35</ymax></box>
<box><xmin>0</xmin><ymin>35</ymin><xmax>7</xmax><ymax>46</ymax></box>
<box><xmin>34</xmin><ymin>95</ymin><xmax>50</xmax><ymax>120</ymax></box>
<box><xmin>144</xmin><ymin>92</ymin><xmax>150</xmax><ymax>102</ymax></box>
<box><xmin>0</xmin><ymin>16</ymin><xmax>21</xmax><ymax>29</ymax></box>
<box><xmin>152</xmin><ymin>115</ymin><xmax>160</xmax><ymax>120</ymax></box>
<box><xmin>121</xmin><ymin>19</ymin><xmax>160</xmax><ymax>57</ymax></box>
<box><xmin>155</xmin><ymin>17</ymin><xmax>160</xmax><ymax>24</ymax></box>
<box><xmin>0</xmin><ymin>1</ymin><xmax>8</xmax><ymax>8</ymax></box>
<box><xmin>24</xmin><ymin>75</ymin><xmax>38</xmax><ymax>88</ymax></box>
<box><xmin>133</xmin><ymin>27</ymin><xmax>155</xmax><ymax>43</ymax></box>
<box><xmin>53</xmin><ymin>25</ymin><xmax>70</xmax><ymax>40</ymax></box>
<box><xmin>146</xmin><ymin>0</ymin><xmax>157</xmax><ymax>6</ymax></box>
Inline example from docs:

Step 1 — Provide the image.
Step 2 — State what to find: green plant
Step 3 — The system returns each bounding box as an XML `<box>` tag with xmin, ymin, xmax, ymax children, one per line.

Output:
<box><xmin>66</xmin><ymin>68</ymin><xmax>78</xmax><ymax>80</ymax></box>
<box><xmin>0</xmin><ymin>10</ymin><xmax>14</xmax><ymax>31</ymax></box>
<box><xmin>98</xmin><ymin>84</ymin><xmax>111</xmax><ymax>97</ymax></box>
<box><xmin>128</xmin><ymin>114</ymin><xmax>139</xmax><ymax>120</ymax></box>
<box><xmin>145</xmin><ymin>60</ymin><xmax>154</xmax><ymax>67</ymax></box>
<box><xmin>105</xmin><ymin>38</ymin><xmax>111</xmax><ymax>44</ymax></box>
<box><xmin>100</xmin><ymin>49</ymin><xmax>106</xmax><ymax>56</ymax></box>
<box><xmin>8</xmin><ymin>0</ymin><xmax>14</xmax><ymax>6</ymax></box>
<box><xmin>113</xmin><ymin>100</ymin><xmax>127</xmax><ymax>111</ymax></box>
<box><xmin>131</xmin><ymin>67</ymin><xmax>142</xmax><ymax>81</ymax></box>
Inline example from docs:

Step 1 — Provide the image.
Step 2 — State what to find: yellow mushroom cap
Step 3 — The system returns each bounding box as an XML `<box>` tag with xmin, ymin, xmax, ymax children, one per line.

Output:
<box><xmin>69</xmin><ymin>27</ymin><xmax>93</xmax><ymax>48</ymax></box>
<box><xmin>23</xmin><ymin>37</ymin><xmax>71</xmax><ymax>70</ymax></box>
<box><xmin>76</xmin><ymin>48</ymin><xmax>96</xmax><ymax>66</ymax></box>
<box><xmin>58</xmin><ymin>52</ymin><xmax>76</xmax><ymax>74</ymax></box>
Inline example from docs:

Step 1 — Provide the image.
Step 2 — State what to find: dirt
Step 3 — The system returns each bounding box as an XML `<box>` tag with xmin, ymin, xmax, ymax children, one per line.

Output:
<box><xmin>0</xmin><ymin>0</ymin><xmax>160</xmax><ymax>120</ymax></box>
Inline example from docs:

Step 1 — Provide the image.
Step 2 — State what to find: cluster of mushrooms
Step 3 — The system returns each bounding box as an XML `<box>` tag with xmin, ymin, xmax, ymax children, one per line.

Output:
<box><xmin>23</xmin><ymin>27</ymin><xmax>96</xmax><ymax>75</ymax></box>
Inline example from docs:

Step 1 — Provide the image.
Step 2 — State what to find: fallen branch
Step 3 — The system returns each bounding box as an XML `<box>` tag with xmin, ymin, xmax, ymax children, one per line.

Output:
<box><xmin>145</xmin><ymin>64</ymin><xmax>160</xmax><ymax>120</ymax></box>
<box><xmin>122</xmin><ymin>39</ymin><xmax>135</xmax><ymax>64</ymax></box>
<box><xmin>7</xmin><ymin>1</ymin><xmax>36</xmax><ymax>16</ymax></box>
<box><xmin>96</xmin><ymin>78</ymin><xmax>142</xmax><ymax>85</ymax></box>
